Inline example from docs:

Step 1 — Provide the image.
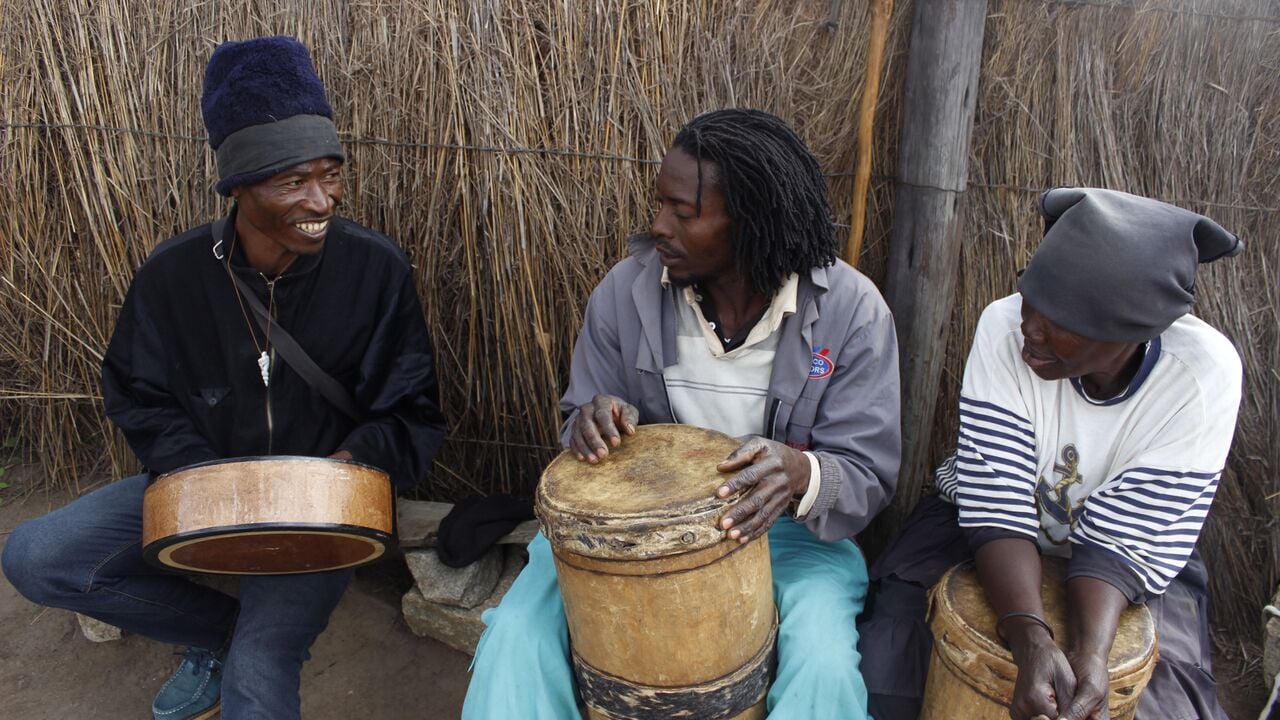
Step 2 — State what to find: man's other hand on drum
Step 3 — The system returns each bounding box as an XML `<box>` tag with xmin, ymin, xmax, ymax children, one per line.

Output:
<box><xmin>715</xmin><ymin>437</ymin><xmax>810</xmax><ymax>543</ymax></box>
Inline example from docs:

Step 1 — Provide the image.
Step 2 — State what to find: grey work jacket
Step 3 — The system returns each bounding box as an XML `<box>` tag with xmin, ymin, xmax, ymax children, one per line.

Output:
<box><xmin>560</xmin><ymin>235</ymin><xmax>901</xmax><ymax>541</ymax></box>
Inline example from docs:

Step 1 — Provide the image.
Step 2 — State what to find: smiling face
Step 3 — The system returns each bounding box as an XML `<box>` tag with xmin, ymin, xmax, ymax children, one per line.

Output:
<box><xmin>648</xmin><ymin>147</ymin><xmax>735</xmax><ymax>288</ymax></box>
<box><xmin>231</xmin><ymin>157</ymin><xmax>344</xmax><ymax>275</ymax></box>
<box><xmin>1019</xmin><ymin>297</ymin><xmax>1143</xmax><ymax>396</ymax></box>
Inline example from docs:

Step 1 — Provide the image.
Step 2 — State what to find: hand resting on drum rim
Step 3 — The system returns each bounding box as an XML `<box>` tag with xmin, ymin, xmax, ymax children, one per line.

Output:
<box><xmin>978</xmin><ymin>538</ymin><xmax>1126</xmax><ymax>720</ymax></box>
<box><xmin>569</xmin><ymin>393</ymin><xmax>809</xmax><ymax>544</ymax></box>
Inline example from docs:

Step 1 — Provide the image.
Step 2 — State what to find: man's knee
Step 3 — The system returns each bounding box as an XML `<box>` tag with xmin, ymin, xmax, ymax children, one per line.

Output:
<box><xmin>2</xmin><ymin>518</ymin><xmax>67</xmax><ymax>603</ymax></box>
<box><xmin>482</xmin><ymin>590</ymin><xmax>562</xmax><ymax>642</ymax></box>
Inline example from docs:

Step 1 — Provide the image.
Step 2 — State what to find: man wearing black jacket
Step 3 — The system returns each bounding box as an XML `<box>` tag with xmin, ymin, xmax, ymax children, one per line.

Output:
<box><xmin>1</xmin><ymin>36</ymin><xmax>446</xmax><ymax>720</ymax></box>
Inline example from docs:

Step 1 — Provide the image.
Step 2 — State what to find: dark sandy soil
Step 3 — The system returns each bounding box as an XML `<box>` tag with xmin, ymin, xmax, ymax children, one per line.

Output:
<box><xmin>0</xmin><ymin>465</ymin><xmax>471</xmax><ymax>720</ymax></box>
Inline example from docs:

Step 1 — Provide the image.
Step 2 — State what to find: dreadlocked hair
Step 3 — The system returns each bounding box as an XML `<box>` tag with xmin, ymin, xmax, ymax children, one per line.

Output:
<box><xmin>672</xmin><ymin>108</ymin><xmax>838</xmax><ymax>297</ymax></box>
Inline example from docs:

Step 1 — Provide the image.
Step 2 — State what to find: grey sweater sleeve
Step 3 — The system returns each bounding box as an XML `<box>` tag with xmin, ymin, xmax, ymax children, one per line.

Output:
<box><xmin>558</xmin><ymin>271</ymin><xmax>631</xmax><ymax>447</ymax></box>
<box><xmin>797</xmin><ymin>295</ymin><xmax>902</xmax><ymax>541</ymax></box>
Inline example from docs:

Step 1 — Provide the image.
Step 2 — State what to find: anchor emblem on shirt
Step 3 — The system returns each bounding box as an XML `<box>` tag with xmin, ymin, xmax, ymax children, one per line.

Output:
<box><xmin>1035</xmin><ymin>444</ymin><xmax>1085</xmax><ymax>539</ymax></box>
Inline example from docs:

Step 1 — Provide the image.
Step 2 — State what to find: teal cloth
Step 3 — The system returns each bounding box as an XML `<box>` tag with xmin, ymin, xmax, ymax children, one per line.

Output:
<box><xmin>462</xmin><ymin>515</ymin><xmax>870</xmax><ymax>719</ymax></box>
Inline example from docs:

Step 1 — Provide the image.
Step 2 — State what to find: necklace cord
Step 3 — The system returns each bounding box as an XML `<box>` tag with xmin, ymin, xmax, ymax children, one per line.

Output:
<box><xmin>222</xmin><ymin>228</ymin><xmax>276</xmax><ymax>387</ymax></box>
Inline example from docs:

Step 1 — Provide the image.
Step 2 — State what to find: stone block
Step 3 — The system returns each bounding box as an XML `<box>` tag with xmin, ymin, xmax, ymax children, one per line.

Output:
<box><xmin>75</xmin><ymin>613</ymin><xmax>122</xmax><ymax>642</ymax></box>
<box><xmin>1265</xmin><ymin>586</ymin><xmax>1280</xmax><ymax>681</ymax></box>
<box><xmin>405</xmin><ymin>546</ymin><xmax>503</xmax><ymax>610</ymax></box>
<box><xmin>402</xmin><ymin>546</ymin><xmax>526</xmax><ymax>656</ymax></box>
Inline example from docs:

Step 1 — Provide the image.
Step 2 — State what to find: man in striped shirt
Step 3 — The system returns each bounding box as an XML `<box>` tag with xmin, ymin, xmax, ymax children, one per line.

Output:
<box><xmin>859</xmin><ymin>187</ymin><xmax>1243</xmax><ymax>720</ymax></box>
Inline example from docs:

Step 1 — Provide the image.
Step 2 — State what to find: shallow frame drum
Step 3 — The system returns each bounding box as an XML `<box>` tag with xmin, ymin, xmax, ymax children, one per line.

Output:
<box><xmin>142</xmin><ymin>456</ymin><xmax>394</xmax><ymax>575</ymax></box>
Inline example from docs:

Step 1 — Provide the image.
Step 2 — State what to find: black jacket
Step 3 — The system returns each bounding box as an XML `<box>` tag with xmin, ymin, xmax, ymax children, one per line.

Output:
<box><xmin>102</xmin><ymin>208</ymin><xmax>447</xmax><ymax>489</ymax></box>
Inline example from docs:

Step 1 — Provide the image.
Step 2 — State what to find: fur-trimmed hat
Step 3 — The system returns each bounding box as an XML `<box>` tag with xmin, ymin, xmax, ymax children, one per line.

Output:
<box><xmin>1018</xmin><ymin>187</ymin><xmax>1243</xmax><ymax>342</ymax></box>
<box><xmin>201</xmin><ymin>36</ymin><xmax>345</xmax><ymax>196</ymax></box>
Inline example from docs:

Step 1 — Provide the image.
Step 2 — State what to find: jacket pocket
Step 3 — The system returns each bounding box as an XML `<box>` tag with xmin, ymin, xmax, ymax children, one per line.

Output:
<box><xmin>781</xmin><ymin>396</ymin><xmax>818</xmax><ymax>449</ymax></box>
<box><xmin>194</xmin><ymin>386</ymin><xmax>231</xmax><ymax>408</ymax></box>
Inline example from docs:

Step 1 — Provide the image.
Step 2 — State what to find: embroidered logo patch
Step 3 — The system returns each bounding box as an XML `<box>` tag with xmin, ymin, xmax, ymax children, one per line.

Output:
<box><xmin>808</xmin><ymin>347</ymin><xmax>833</xmax><ymax>379</ymax></box>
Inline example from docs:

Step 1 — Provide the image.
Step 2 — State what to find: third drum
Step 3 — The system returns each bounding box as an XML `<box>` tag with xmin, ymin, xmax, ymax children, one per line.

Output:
<box><xmin>921</xmin><ymin>557</ymin><xmax>1158</xmax><ymax>720</ymax></box>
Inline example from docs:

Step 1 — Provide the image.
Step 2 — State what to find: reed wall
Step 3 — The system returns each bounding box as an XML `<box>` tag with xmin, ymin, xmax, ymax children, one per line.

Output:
<box><xmin>1</xmin><ymin>0</ymin><xmax>1276</xmax><ymax>643</ymax></box>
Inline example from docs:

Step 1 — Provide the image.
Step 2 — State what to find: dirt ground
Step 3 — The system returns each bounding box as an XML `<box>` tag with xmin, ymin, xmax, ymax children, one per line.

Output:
<box><xmin>0</xmin><ymin>465</ymin><xmax>471</xmax><ymax>720</ymax></box>
<box><xmin>0</xmin><ymin>463</ymin><xmax>1270</xmax><ymax>719</ymax></box>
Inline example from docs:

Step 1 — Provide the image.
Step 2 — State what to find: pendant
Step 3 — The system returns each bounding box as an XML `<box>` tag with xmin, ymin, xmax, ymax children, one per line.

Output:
<box><xmin>257</xmin><ymin>350</ymin><xmax>271</xmax><ymax>388</ymax></box>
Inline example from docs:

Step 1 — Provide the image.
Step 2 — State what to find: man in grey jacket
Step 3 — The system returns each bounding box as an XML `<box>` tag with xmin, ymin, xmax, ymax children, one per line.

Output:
<box><xmin>463</xmin><ymin>108</ymin><xmax>901</xmax><ymax>719</ymax></box>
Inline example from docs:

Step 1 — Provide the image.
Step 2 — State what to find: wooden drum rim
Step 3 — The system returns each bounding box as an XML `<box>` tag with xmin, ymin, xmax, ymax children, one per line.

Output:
<box><xmin>152</xmin><ymin>454</ymin><xmax>387</xmax><ymax>481</ymax></box>
<box><xmin>143</xmin><ymin>523</ymin><xmax>392</xmax><ymax>575</ymax></box>
<box><xmin>536</xmin><ymin>424</ymin><xmax>744</xmax><ymax>561</ymax></box>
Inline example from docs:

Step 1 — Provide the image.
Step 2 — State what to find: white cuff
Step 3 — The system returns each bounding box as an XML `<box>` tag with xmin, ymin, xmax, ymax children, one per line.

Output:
<box><xmin>794</xmin><ymin>451</ymin><xmax>822</xmax><ymax>518</ymax></box>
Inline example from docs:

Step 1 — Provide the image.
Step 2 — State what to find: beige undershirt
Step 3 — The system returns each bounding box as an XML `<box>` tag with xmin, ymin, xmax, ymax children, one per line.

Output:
<box><xmin>660</xmin><ymin>269</ymin><xmax>822</xmax><ymax>516</ymax></box>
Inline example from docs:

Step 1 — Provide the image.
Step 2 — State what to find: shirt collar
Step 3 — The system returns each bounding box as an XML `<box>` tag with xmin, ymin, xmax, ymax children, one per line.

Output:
<box><xmin>666</xmin><ymin>270</ymin><xmax>800</xmax><ymax>355</ymax></box>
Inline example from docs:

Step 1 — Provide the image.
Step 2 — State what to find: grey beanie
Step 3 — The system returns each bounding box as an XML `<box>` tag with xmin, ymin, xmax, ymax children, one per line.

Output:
<box><xmin>1017</xmin><ymin>187</ymin><xmax>1243</xmax><ymax>342</ymax></box>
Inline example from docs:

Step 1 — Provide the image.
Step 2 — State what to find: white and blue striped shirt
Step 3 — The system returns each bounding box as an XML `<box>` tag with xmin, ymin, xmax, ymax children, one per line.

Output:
<box><xmin>936</xmin><ymin>294</ymin><xmax>1242</xmax><ymax>595</ymax></box>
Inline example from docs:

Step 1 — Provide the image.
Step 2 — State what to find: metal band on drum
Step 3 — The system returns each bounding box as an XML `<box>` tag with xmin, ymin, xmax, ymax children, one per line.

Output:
<box><xmin>572</xmin><ymin>618</ymin><xmax>778</xmax><ymax>720</ymax></box>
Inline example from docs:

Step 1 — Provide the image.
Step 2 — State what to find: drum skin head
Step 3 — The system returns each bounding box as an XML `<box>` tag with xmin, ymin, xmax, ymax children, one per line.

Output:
<box><xmin>541</xmin><ymin>423</ymin><xmax>739</xmax><ymax>515</ymax></box>
<box><xmin>142</xmin><ymin>456</ymin><xmax>393</xmax><ymax>575</ymax></box>
<box><xmin>940</xmin><ymin>557</ymin><xmax>1156</xmax><ymax>672</ymax></box>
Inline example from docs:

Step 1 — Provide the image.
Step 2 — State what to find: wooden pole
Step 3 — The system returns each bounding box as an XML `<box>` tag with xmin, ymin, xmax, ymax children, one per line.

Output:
<box><xmin>882</xmin><ymin>0</ymin><xmax>988</xmax><ymax>525</ymax></box>
<box><xmin>846</xmin><ymin>0</ymin><xmax>895</xmax><ymax>268</ymax></box>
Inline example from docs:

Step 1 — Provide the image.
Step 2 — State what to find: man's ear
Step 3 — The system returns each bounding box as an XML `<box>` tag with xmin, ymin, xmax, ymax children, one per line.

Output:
<box><xmin>230</xmin><ymin>186</ymin><xmax>242</xmax><ymax>200</ymax></box>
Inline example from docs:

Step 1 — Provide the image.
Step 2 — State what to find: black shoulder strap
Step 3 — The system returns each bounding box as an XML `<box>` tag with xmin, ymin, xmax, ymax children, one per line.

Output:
<box><xmin>215</xmin><ymin>219</ymin><xmax>363</xmax><ymax>422</ymax></box>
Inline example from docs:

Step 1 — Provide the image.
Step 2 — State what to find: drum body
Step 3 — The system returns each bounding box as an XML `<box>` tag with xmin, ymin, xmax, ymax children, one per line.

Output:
<box><xmin>536</xmin><ymin>424</ymin><xmax>776</xmax><ymax>720</ymax></box>
<box><xmin>142</xmin><ymin>456</ymin><xmax>393</xmax><ymax>575</ymax></box>
<box><xmin>921</xmin><ymin>558</ymin><xmax>1158</xmax><ymax>720</ymax></box>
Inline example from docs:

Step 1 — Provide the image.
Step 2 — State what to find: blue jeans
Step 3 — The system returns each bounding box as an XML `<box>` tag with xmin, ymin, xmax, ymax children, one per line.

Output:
<box><xmin>463</xmin><ymin>515</ymin><xmax>871</xmax><ymax>719</ymax></box>
<box><xmin>1</xmin><ymin>474</ymin><xmax>352</xmax><ymax>720</ymax></box>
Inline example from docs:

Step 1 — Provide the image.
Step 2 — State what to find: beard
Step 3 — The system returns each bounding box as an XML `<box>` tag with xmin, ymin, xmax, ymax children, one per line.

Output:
<box><xmin>665</xmin><ymin>271</ymin><xmax>706</xmax><ymax>289</ymax></box>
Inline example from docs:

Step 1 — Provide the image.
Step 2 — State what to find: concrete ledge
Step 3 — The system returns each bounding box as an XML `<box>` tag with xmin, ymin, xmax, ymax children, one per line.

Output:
<box><xmin>397</xmin><ymin>500</ymin><xmax>539</xmax><ymax>549</ymax></box>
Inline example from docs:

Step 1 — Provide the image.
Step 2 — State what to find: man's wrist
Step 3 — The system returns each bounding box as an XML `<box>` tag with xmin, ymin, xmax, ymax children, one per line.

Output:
<box><xmin>1004</xmin><ymin>619</ymin><xmax>1056</xmax><ymax>658</ymax></box>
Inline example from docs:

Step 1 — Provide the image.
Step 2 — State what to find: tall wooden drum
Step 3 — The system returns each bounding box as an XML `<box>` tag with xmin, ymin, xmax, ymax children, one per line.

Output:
<box><xmin>921</xmin><ymin>558</ymin><xmax>1158</xmax><ymax>720</ymax></box>
<box><xmin>142</xmin><ymin>456</ymin><xmax>394</xmax><ymax>575</ymax></box>
<box><xmin>536</xmin><ymin>424</ymin><xmax>777</xmax><ymax>720</ymax></box>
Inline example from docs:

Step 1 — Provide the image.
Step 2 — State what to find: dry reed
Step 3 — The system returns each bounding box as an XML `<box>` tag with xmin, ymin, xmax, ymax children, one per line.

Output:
<box><xmin>0</xmin><ymin>0</ymin><xmax>892</xmax><ymax>497</ymax></box>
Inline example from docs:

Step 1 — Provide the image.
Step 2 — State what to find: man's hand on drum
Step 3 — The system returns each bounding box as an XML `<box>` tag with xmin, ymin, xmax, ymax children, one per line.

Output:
<box><xmin>714</xmin><ymin>437</ymin><xmax>809</xmax><ymax>543</ymax></box>
<box><xmin>569</xmin><ymin>394</ymin><xmax>639</xmax><ymax>464</ymax></box>
<box><xmin>1007</xmin><ymin>626</ymin><xmax>1076</xmax><ymax>720</ymax></box>
<box><xmin>1059</xmin><ymin>650</ymin><xmax>1111</xmax><ymax>720</ymax></box>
